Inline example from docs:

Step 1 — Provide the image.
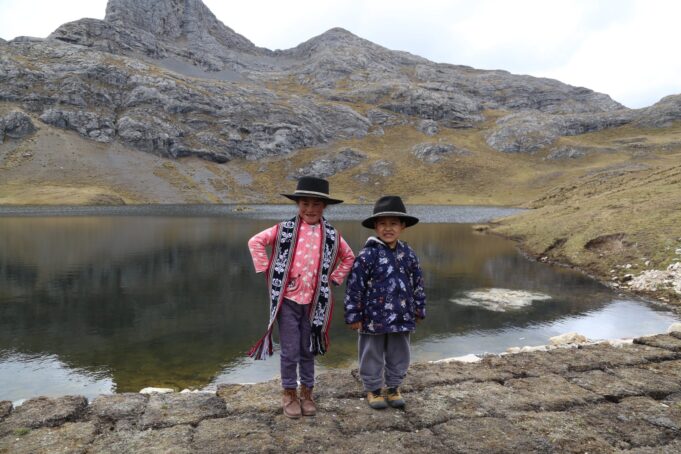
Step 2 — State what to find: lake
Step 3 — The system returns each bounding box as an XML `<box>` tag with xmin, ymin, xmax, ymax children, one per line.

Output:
<box><xmin>0</xmin><ymin>205</ymin><xmax>678</xmax><ymax>404</ymax></box>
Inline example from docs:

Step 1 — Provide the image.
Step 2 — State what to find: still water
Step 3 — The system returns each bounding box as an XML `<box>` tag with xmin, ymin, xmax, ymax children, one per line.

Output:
<box><xmin>0</xmin><ymin>205</ymin><xmax>678</xmax><ymax>403</ymax></box>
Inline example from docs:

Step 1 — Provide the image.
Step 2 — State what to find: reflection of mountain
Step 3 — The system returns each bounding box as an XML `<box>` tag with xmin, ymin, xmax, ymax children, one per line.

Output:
<box><xmin>0</xmin><ymin>240</ymin><xmax>267</xmax><ymax>391</ymax></box>
<box><xmin>0</xmin><ymin>216</ymin><xmax>272</xmax><ymax>392</ymax></box>
<box><xmin>0</xmin><ymin>215</ymin><xmax>636</xmax><ymax>393</ymax></box>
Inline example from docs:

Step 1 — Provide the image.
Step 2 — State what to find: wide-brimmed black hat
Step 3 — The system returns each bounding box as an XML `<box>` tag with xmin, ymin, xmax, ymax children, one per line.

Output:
<box><xmin>361</xmin><ymin>196</ymin><xmax>419</xmax><ymax>228</ymax></box>
<box><xmin>281</xmin><ymin>176</ymin><xmax>343</xmax><ymax>204</ymax></box>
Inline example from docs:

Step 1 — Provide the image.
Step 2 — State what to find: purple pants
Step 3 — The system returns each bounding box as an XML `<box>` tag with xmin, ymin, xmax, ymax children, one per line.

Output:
<box><xmin>277</xmin><ymin>298</ymin><xmax>315</xmax><ymax>389</ymax></box>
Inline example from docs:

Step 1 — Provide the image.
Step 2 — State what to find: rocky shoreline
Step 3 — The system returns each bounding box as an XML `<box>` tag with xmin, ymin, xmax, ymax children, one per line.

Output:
<box><xmin>2</xmin><ymin>330</ymin><xmax>681</xmax><ymax>453</ymax></box>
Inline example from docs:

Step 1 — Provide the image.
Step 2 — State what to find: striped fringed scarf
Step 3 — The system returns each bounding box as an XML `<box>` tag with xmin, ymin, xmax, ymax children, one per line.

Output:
<box><xmin>247</xmin><ymin>215</ymin><xmax>340</xmax><ymax>360</ymax></box>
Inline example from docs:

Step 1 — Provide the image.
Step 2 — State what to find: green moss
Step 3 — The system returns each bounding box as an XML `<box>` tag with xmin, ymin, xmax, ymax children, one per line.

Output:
<box><xmin>13</xmin><ymin>428</ymin><xmax>31</xmax><ymax>436</ymax></box>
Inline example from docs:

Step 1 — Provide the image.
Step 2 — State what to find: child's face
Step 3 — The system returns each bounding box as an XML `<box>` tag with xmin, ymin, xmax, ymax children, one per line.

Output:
<box><xmin>374</xmin><ymin>216</ymin><xmax>406</xmax><ymax>248</ymax></box>
<box><xmin>297</xmin><ymin>197</ymin><xmax>326</xmax><ymax>224</ymax></box>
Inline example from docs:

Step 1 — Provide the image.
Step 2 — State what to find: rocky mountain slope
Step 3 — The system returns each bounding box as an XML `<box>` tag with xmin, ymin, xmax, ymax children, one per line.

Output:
<box><xmin>2</xmin><ymin>0</ymin><xmax>652</xmax><ymax>168</ymax></box>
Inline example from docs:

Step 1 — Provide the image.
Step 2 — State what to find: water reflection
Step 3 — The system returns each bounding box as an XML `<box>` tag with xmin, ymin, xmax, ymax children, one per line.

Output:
<box><xmin>0</xmin><ymin>207</ymin><xmax>678</xmax><ymax>403</ymax></box>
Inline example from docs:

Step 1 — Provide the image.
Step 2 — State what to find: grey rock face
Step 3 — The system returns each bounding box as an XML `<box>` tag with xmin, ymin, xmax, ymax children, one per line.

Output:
<box><xmin>412</xmin><ymin>143</ymin><xmax>472</xmax><ymax>163</ymax></box>
<box><xmin>383</xmin><ymin>84</ymin><xmax>483</xmax><ymax>125</ymax></box>
<box><xmin>354</xmin><ymin>83</ymin><xmax>483</xmax><ymax>127</ymax></box>
<box><xmin>51</xmin><ymin>0</ymin><xmax>271</xmax><ymax>72</ymax></box>
<box><xmin>1</xmin><ymin>39</ymin><xmax>371</xmax><ymax>162</ymax></box>
<box><xmin>40</xmin><ymin>109</ymin><xmax>115</xmax><ymax>142</ymax></box>
<box><xmin>290</xmin><ymin>148</ymin><xmax>366</xmax><ymax>179</ymax></box>
<box><xmin>279</xmin><ymin>28</ymin><xmax>427</xmax><ymax>88</ymax></box>
<box><xmin>635</xmin><ymin>94</ymin><xmax>681</xmax><ymax>128</ymax></box>
<box><xmin>105</xmin><ymin>0</ymin><xmax>262</xmax><ymax>55</ymax></box>
<box><xmin>2</xmin><ymin>0</ymin><xmax>654</xmax><ymax>166</ymax></box>
<box><xmin>0</xmin><ymin>110</ymin><xmax>36</xmax><ymax>143</ymax></box>
<box><xmin>414</xmin><ymin>64</ymin><xmax>624</xmax><ymax>114</ymax></box>
<box><xmin>486</xmin><ymin>110</ymin><xmax>636</xmax><ymax>153</ymax></box>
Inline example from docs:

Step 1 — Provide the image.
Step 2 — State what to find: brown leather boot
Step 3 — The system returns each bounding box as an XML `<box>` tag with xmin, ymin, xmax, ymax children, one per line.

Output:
<box><xmin>282</xmin><ymin>388</ymin><xmax>302</xmax><ymax>419</ymax></box>
<box><xmin>299</xmin><ymin>384</ymin><xmax>317</xmax><ymax>416</ymax></box>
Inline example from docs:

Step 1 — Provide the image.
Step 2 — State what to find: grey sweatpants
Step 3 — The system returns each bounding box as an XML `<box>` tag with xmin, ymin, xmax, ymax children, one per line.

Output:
<box><xmin>277</xmin><ymin>299</ymin><xmax>315</xmax><ymax>389</ymax></box>
<box><xmin>358</xmin><ymin>332</ymin><xmax>411</xmax><ymax>392</ymax></box>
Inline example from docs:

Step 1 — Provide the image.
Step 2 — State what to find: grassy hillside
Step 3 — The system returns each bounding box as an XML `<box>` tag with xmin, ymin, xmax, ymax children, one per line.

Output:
<box><xmin>489</xmin><ymin>123</ymin><xmax>681</xmax><ymax>307</ymax></box>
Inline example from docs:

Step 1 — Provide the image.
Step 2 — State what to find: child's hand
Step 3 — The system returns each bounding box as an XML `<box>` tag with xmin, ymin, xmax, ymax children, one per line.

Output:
<box><xmin>416</xmin><ymin>317</ymin><xmax>423</xmax><ymax>324</ymax></box>
<box><xmin>349</xmin><ymin>321</ymin><xmax>362</xmax><ymax>331</ymax></box>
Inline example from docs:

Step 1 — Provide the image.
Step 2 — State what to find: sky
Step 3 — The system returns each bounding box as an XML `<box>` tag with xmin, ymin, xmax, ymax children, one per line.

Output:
<box><xmin>1</xmin><ymin>0</ymin><xmax>680</xmax><ymax>109</ymax></box>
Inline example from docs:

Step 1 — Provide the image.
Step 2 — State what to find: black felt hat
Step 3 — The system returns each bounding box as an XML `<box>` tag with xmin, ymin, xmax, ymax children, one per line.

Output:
<box><xmin>281</xmin><ymin>176</ymin><xmax>343</xmax><ymax>204</ymax></box>
<box><xmin>361</xmin><ymin>196</ymin><xmax>419</xmax><ymax>228</ymax></box>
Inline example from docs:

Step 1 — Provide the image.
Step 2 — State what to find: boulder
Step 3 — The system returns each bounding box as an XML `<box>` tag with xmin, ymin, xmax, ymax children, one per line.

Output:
<box><xmin>412</xmin><ymin>142</ymin><xmax>472</xmax><ymax>163</ymax></box>
<box><xmin>550</xmin><ymin>332</ymin><xmax>589</xmax><ymax>346</ymax></box>
<box><xmin>0</xmin><ymin>110</ymin><xmax>36</xmax><ymax>143</ymax></box>
<box><xmin>39</xmin><ymin>109</ymin><xmax>115</xmax><ymax>142</ymax></box>
<box><xmin>417</xmin><ymin>119</ymin><xmax>439</xmax><ymax>135</ymax></box>
<box><xmin>0</xmin><ymin>396</ymin><xmax>87</xmax><ymax>436</ymax></box>
<box><xmin>366</xmin><ymin>108</ymin><xmax>407</xmax><ymax>127</ymax></box>
<box><xmin>139</xmin><ymin>387</ymin><xmax>174</xmax><ymax>394</ymax></box>
<box><xmin>290</xmin><ymin>148</ymin><xmax>366</xmax><ymax>179</ymax></box>
<box><xmin>354</xmin><ymin>159</ymin><xmax>395</xmax><ymax>183</ymax></box>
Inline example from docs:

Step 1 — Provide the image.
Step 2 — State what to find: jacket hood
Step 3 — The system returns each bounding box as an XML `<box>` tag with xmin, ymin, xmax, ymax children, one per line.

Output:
<box><xmin>365</xmin><ymin>236</ymin><xmax>403</xmax><ymax>250</ymax></box>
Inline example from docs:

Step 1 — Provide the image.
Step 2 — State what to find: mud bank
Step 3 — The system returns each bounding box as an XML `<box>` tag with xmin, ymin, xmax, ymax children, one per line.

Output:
<box><xmin>2</xmin><ymin>332</ymin><xmax>681</xmax><ymax>453</ymax></box>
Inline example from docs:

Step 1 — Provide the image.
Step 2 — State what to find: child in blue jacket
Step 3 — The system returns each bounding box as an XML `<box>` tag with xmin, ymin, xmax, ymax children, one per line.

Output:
<box><xmin>344</xmin><ymin>196</ymin><xmax>426</xmax><ymax>409</ymax></box>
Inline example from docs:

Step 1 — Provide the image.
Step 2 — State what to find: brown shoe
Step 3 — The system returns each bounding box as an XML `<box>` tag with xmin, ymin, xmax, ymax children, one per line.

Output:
<box><xmin>367</xmin><ymin>390</ymin><xmax>388</xmax><ymax>410</ymax></box>
<box><xmin>299</xmin><ymin>384</ymin><xmax>317</xmax><ymax>416</ymax></box>
<box><xmin>282</xmin><ymin>388</ymin><xmax>302</xmax><ymax>419</ymax></box>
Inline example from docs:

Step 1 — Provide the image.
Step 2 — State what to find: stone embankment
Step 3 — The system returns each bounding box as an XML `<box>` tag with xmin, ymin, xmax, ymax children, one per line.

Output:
<box><xmin>2</xmin><ymin>332</ymin><xmax>681</xmax><ymax>453</ymax></box>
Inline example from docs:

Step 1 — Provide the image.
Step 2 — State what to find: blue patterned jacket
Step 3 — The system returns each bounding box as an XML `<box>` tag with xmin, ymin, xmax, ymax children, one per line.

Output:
<box><xmin>344</xmin><ymin>236</ymin><xmax>426</xmax><ymax>334</ymax></box>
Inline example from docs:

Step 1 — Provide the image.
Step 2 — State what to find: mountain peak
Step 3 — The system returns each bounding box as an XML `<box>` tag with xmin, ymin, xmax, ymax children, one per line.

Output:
<box><xmin>104</xmin><ymin>0</ymin><xmax>261</xmax><ymax>55</ymax></box>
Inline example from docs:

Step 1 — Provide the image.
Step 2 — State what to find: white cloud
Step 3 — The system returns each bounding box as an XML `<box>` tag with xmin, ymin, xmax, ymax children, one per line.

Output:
<box><xmin>1</xmin><ymin>0</ymin><xmax>680</xmax><ymax>108</ymax></box>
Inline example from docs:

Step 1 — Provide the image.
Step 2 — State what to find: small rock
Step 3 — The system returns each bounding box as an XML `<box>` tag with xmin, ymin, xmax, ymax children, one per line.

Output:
<box><xmin>139</xmin><ymin>387</ymin><xmax>174</xmax><ymax>394</ymax></box>
<box><xmin>416</xmin><ymin>119</ymin><xmax>439</xmax><ymax>136</ymax></box>
<box><xmin>411</xmin><ymin>142</ymin><xmax>472</xmax><ymax>163</ymax></box>
<box><xmin>519</xmin><ymin>345</ymin><xmax>550</xmax><ymax>353</ymax></box>
<box><xmin>549</xmin><ymin>332</ymin><xmax>588</xmax><ymax>346</ymax></box>
<box><xmin>431</xmin><ymin>353</ymin><xmax>481</xmax><ymax>364</ymax></box>
<box><xmin>607</xmin><ymin>338</ymin><xmax>634</xmax><ymax>347</ymax></box>
<box><xmin>668</xmin><ymin>323</ymin><xmax>681</xmax><ymax>334</ymax></box>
